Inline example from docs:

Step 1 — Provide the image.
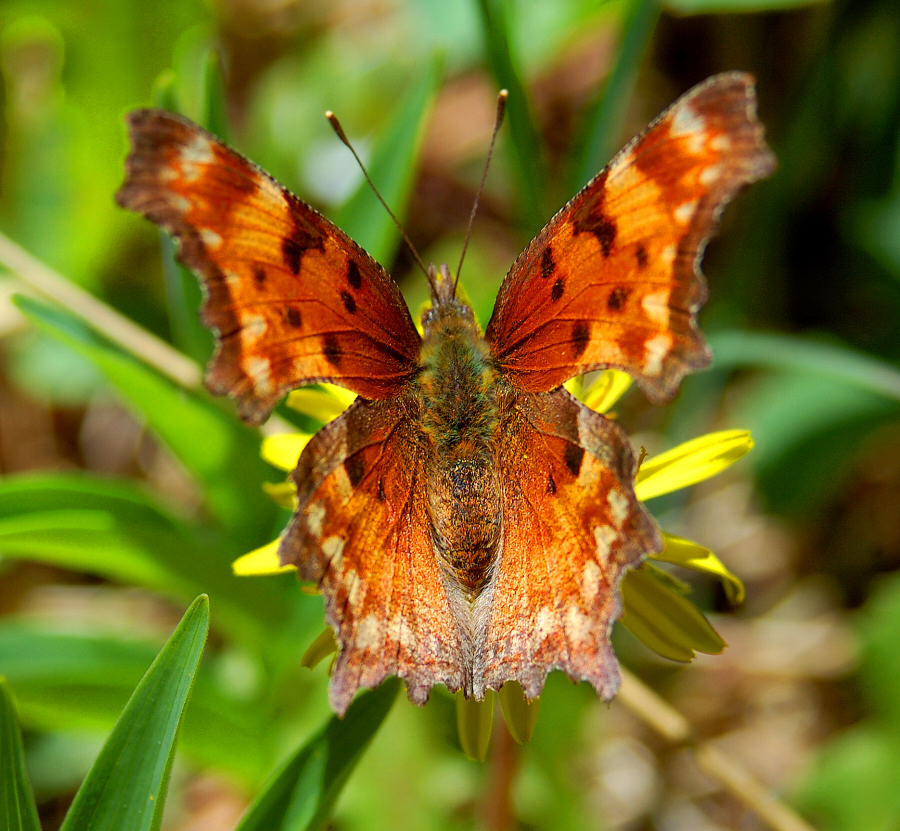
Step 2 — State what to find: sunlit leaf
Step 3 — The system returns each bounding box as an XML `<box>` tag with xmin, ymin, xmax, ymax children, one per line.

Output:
<box><xmin>334</xmin><ymin>56</ymin><xmax>442</xmax><ymax>265</ymax></box>
<box><xmin>12</xmin><ymin>295</ymin><xmax>277</xmax><ymax>546</ymax></box>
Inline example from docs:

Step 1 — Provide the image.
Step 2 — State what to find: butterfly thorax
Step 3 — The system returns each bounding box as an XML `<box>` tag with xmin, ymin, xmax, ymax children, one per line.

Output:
<box><xmin>417</xmin><ymin>266</ymin><xmax>504</xmax><ymax>599</ymax></box>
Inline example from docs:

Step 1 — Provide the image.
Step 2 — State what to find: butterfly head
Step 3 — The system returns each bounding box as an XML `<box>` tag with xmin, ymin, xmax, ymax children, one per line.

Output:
<box><xmin>421</xmin><ymin>262</ymin><xmax>477</xmax><ymax>332</ymax></box>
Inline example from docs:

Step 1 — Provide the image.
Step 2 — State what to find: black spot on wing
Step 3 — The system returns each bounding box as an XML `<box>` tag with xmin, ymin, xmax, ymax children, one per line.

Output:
<box><xmin>607</xmin><ymin>286</ymin><xmax>630</xmax><ymax>311</ymax></box>
<box><xmin>341</xmin><ymin>290</ymin><xmax>357</xmax><ymax>315</ymax></box>
<box><xmin>570</xmin><ymin>171</ymin><xmax>617</xmax><ymax>257</ymax></box>
<box><xmin>551</xmin><ymin>278</ymin><xmax>564</xmax><ymax>302</ymax></box>
<box><xmin>345</xmin><ymin>454</ymin><xmax>365</xmax><ymax>488</ymax></box>
<box><xmin>323</xmin><ymin>334</ymin><xmax>341</xmax><ymax>367</ymax></box>
<box><xmin>547</xmin><ymin>470</ymin><xmax>556</xmax><ymax>494</ymax></box>
<box><xmin>564</xmin><ymin>444</ymin><xmax>584</xmax><ymax>477</ymax></box>
<box><xmin>285</xmin><ymin>306</ymin><xmax>303</xmax><ymax>328</ymax></box>
<box><xmin>636</xmin><ymin>244</ymin><xmax>648</xmax><ymax>270</ymax></box>
<box><xmin>282</xmin><ymin>193</ymin><xmax>326</xmax><ymax>275</ymax></box>
<box><xmin>347</xmin><ymin>260</ymin><xmax>363</xmax><ymax>290</ymax></box>
<box><xmin>572</xmin><ymin>321</ymin><xmax>590</xmax><ymax>358</ymax></box>
<box><xmin>253</xmin><ymin>266</ymin><xmax>267</xmax><ymax>285</ymax></box>
<box><xmin>541</xmin><ymin>246</ymin><xmax>555</xmax><ymax>280</ymax></box>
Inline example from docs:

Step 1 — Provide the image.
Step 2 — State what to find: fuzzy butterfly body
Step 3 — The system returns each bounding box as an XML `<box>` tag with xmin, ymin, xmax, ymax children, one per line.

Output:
<box><xmin>117</xmin><ymin>72</ymin><xmax>775</xmax><ymax>714</ymax></box>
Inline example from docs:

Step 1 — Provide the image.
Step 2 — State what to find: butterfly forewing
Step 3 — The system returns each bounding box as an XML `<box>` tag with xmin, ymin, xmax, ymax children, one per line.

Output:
<box><xmin>116</xmin><ymin>109</ymin><xmax>421</xmax><ymax>424</ymax></box>
<box><xmin>485</xmin><ymin>72</ymin><xmax>776</xmax><ymax>403</ymax></box>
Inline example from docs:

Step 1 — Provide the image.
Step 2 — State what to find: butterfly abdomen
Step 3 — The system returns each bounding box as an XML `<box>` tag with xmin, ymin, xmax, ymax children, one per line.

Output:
<box><xmin>418</xmin><ymin>295</ymin><xmax>505</xmax><ymax>598</ymax></box>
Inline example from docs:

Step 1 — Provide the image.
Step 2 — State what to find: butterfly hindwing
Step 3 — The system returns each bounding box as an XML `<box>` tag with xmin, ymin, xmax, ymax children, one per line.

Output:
<box><xmin>472</xmin><ymin>388</ymin><xmax>661</xmax><ymax>699</ymax></box>
<box><xmin>485</xmin><ymin>72</ymin><xmax>776</xmax><ymax>403</ymax></box>
<box><xmin>278</xmin><ymin>396</ymin><xmax>468</xmax><ymax>715</ymax></box>
<box><xmin>116</xmin><ymin>109</ymin><xmax>421</xmax><ymax>424</ymax></box>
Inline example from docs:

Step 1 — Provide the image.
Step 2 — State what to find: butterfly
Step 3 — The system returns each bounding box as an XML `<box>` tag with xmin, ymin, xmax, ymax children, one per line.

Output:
<box><xmin>117</xmin><ymin>72</ymin><xmax>775</xmax><ymax>715</ymax></box>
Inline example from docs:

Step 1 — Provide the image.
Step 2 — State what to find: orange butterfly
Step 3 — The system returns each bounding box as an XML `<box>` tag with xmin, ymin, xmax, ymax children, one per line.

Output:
<box><xmin>117</xmin><ymin>72</ymin><xmax>775</xmax><ymax>715</ymax></box>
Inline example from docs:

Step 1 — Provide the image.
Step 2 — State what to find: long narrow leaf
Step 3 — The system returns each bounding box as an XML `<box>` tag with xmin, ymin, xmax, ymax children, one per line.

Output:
<box><xmin>0</xmin><ymin>623</ymin><xmax>269</xmax><ymax>782</ymax></box>
<box><xmin>0</xmin><ymin>472</ymin><xmax>296</xmax><ymax>643</ymax></box>
<box><xmin>12</xmin><ymin>294</ymin><xmax>277</xmax><ymax>546</ymax></box>
<box><xmin>477</xmin><ymin>0</ymin><xmax>546</xmax><ymax>232</ymax></box>
<box><xmin>334</xmin><ymin>56</ymin><xmax>443</xmax><ymax>265</ymax></box>
<box><xmin>575</xmin><ymin>0</ymin><xmax>663</xmax><ymax>190</ymax></box>
<box><xmin>235</xmin><ymin>679</ymin><xmax>399</xmax><ymax>831</ymax></box>
<box><xmin>0</xmin><ymin>678</ymin><xmax>42</xmax><ymax>831</ymax></box>
<box><xmin>59</xmin><ymin>595</ymin><xmax>210</xmax><ymax>831</ymax></box>
<box><xmin>710</xmin><ymin>330</ymin><xmax>900</xmax><ymax>402</ymax></box>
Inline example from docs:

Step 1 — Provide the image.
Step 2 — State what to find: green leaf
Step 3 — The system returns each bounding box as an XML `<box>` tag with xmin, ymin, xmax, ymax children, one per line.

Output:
<box><xmin>235</xmin><ymin>679</ymin><xmax>399</xmax><ymax>831</ymax></box>
<box><xmin>12</xmin><ymin>294</ymin><xmax>277</xmax><ymax>546</ymax></box>
<box><xmin>59</xmin><ymin>595</ymin><xmax>210</xmax><ymax>831</ymax></box>
<box><xmin>575</xmin><ymin>0</ymin><xmax>663</xmax><ymax>190</ymax></box>
<box><xmin>667</xmin><ymin>0</ymin><xmax>826</xmax><ymax>12</ymax></box>
<box><xmin>710</xmin><ymin>330</ymin><xmax>900</xmax><ymax>402</ymax></box>
<box><xmin>0</xmin><ymin>622</ymin><xmax>269</xmax><ymax>782</ymax></box>
<box><xmin>0</xmin><ymin>678</ymin><xmax>42</xmax><ymax>831</ymax></box>
<box><xmin>334</xmin><ymin>56</ymin><xmax>443</xmax><ymax>266</ymax></box>
<box><xmin>0</xmin><ymin>472</ymin><xmax>296</xmax><ymax>645</ymax></box>
<box><xmin>477</xmin><ymin>0</ymin><xmax>547</xmax><ymax>232</ymax></box>
<box><xmin>620</xmin><ymin>563</ymin><xmax>726</xmax><ymax>661</ymax></box>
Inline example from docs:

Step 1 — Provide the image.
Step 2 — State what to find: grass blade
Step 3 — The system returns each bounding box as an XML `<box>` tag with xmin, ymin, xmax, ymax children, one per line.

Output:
<box><xmin>574</xmin><ymin>0</ymin><xmax>663</xmax><ymax>191</ymax></box>
<box><xmin>58</xmin><ymin>595</ymin><xmax>210</xmax><ymax>831</ymax></box>
<box><xmin>334</xmin><ymin>56</ymin><xmax>443</xmax><ymax>265</ymax></box>
<box><xmin>0</xmin><ymin>678</ymin><xmax>41</xmax><ymax>831</ymax></box>
<box><xmin>13</xmin><ymin>294</ymin><xmax>277</xmax><ymax>545</ymax></box>
<box><xmin>477</xmin><ymin>0</ymin><xmax>547</xmax><ymax>232</ymax></box>
<box><xmin>235</xmin><ymin>679</ymin><xmax>399</xmax><ymax>831</ymax></box>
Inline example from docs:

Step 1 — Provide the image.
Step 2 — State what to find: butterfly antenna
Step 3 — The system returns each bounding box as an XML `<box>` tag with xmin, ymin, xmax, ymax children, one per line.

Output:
<box><xmin>454</xmin><ymin>89</ymin><xmax>508</xmax><ymax>295</ymax></box>
<box><xmin>325</xmin><ymin>111</ymin><xmax>432</xmax><ymax>285</ymax></box>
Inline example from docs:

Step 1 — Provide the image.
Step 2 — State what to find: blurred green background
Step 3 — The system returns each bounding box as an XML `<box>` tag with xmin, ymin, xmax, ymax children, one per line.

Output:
<box><xmin>2</xmin><ymin>0</ymin><xmax>900</xmax><ymax>828</ymax></box>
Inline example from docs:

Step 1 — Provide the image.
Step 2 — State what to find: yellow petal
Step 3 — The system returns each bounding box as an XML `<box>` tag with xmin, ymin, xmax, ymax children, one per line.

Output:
<box><xmin>653</xmin><ymin>533</ymin><xmax>745</xmax><ymax>605</ymax></box>
<box><xmin>232</xmin><ymin>539</ymin><xmax>296</xmax><ymax>575</ymax></box>
<box><xmin>620</xmin><ymin>563</ymin><xmax>726</xmax><ymax>661</ymax></box>
<box><xmin>262</xmin><ymin>481</ymin><xmax>296</xmax><ymax>509</ymax></box>
<box><xmin>634</xmin><ymin>430</ymin><xmax>754</xmax><ymax>501</ymax></box>
<box><xmin>564</xmin><ymin>376</ymin><xmax>584</xmax><ymax>397</ymax></box>
<box><xmin>301</xmin><ymin>627</ymin><xmax>337</xmax><ymax>669</ymax></box>
<box><xmin>286</xmin><ymin>384</ymin><xmax>355</xmax><ymax>422</ymax></box>
<box><xmin>456</xmin><ymin>690</ymin><xmax>495</xmax><ymax>761</ymax></box>
<box><xmin>261</xmin><ymin>433</ymin><xmax>310</xmax><ymax>471</ymax></box>
<box><xmin>582</xmin><ymin>369</ymin><xmax>633</xmax><ymax>413</ymax></box>
<box><xmin>499</xmin><ymin>681</ymin><xmax>539</xmax><ymax>744</ymax></box>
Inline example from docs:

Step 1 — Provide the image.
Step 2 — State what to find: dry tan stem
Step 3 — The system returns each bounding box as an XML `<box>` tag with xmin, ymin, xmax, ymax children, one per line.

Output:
<box><xmin>0</xmin><ymin>231</ymin><xmax>202</xmax><ymax>388</ymax></box>
<box><xmin>617</xmin><ymin>667</ymin><xmax>817</xmax><ymax>831</ymax></box>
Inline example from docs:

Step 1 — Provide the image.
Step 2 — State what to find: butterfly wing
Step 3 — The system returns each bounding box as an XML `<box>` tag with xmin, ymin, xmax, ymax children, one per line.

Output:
<box><xmin>472</xmin><ymin>388</ymin><xmax>660</xmax><ymax>699</ymax></box>
<box><xmin>117</xmin><ymin>109</ymin><xmax>421</xmax><ymax>424</ymax></box>
<box><xmin>279</xmin><ymin>395</ymin><xmax>468</xmax><ymax>715</ymax></box>
<box><xmin>485</xmin><ymin>72</ymin><xmax>776</xmax><ymax>403</ymax></box>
